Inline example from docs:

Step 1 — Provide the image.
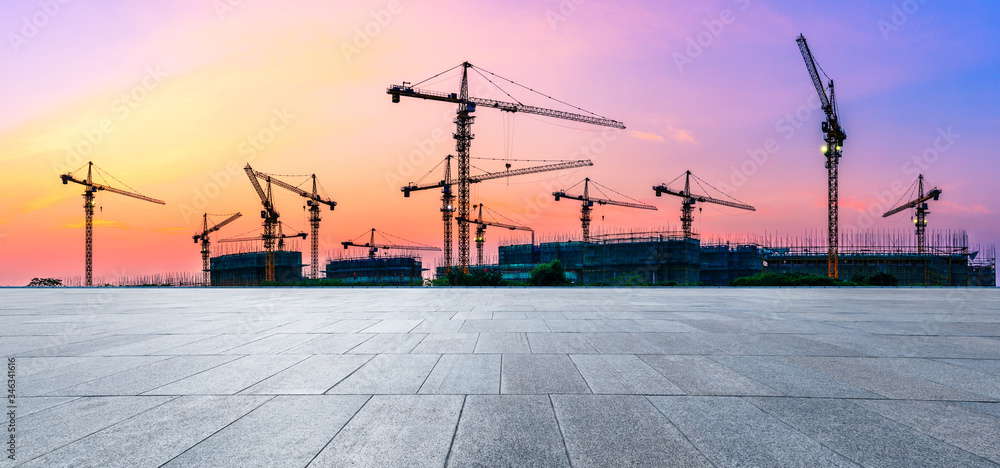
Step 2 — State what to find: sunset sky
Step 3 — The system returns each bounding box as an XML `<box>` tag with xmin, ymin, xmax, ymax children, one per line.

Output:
<box><xmin>1</xmin><ymin>1</ymin><xmax>998</xmax><ymax>285</ymax></box>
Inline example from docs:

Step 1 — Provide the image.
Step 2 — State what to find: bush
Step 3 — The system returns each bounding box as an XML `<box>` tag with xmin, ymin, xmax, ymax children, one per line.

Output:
<box><xmin>27</xmin><ymin>278</ymin><xmax>62</xmax><ymax>287</ymax></box>
<box><xmin>530</xmin><ymin>259</ymin><xmax>568</xmax><ymax>286</ymax></box>
<box><xmin>849</xmin><ymin>272</ymin><xmax>898</xmax><ymax>286</ymax></box>
<box><xmin>434</xmin><ymin>268</ymin><xmax>507</xmax><ymax>286</ymax></box>
<box><xmin>731</xmin><ymin>272</ymin><xmax>854</xmax><ymax>287</ymax></box>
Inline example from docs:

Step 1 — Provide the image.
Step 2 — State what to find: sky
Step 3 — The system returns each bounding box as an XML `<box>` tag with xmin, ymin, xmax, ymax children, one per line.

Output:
<box><xmin>1</xmin><ymin>0</ymin><xmax>998</xmax><ymax>285</ymax></box>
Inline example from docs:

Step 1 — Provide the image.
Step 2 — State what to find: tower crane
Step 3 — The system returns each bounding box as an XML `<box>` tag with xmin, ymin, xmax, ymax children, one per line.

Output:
<box><xmin>243</xmin><ymin>163</ymin><xmax>281</xmax><ymax>282</ymax></box>
<box><xmin>402</xmin><ymin>155</ymin><xmax>592</xmax><ymax>269</ymax></box>
<box><xmin>553</xmin><ymin>178</ymin><xmax>657</xmax><ymax>243</ymax></box>
<box><xmin>653</xmin><ymin>171</ymin><xmax>755</xmax><ymax>238</ymax></box>
<box><xmin>193</xmin><ymin>212</ymin><xmax>242</xmax><ymax>286</ymax></box>
<box><xmin>342</xmin><ymin>228</ymin><xmax>441</xmax><ymax>259</ymax></box>
<box><xmin>389</xmin><ymin>61</ymin><xmax>624</xmax><ymax>271</ymax></box>
<box><xmin>797</xmin><ymin>34</ymin><xmax>847</xmax><ymax>278</ymax></box>
<box><xmin>248</xmin><ymin>169</ymin><xmax>337</xmax><ymax>280</ymax></box>
<box><xmin>882</xmin><ymin>174</ymin><xmax>942</xmax><ymax>253</ymax></box>
<box><xmin>456</xmin><ymin>203</ymin><xmax>534</xmax><ymax>265</ymax></box>
<box><xmin>60</xmin><ymin>161</ymin><xmax>165</xmax><ymax>287</ymax></box>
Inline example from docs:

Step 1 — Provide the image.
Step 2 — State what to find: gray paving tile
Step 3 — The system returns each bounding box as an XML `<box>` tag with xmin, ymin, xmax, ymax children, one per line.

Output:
<box><xmin>571</xmin><ymin>355</ymin><xmax>683</xmax><ymax>395</ymax></box>
<box><xmin>152</xmin><ymin>334</ymin><xmax>262</xmax><ymax>355</ymax></box>
<box><xmin>748</xmin><ymin>397</ymin><xmax>997</xmax><ymax>468</ymax></box>
<box><xmin>710</xmin><ymin>355</ymin><xmax>879</xmax><ymax>398</ymax></box>
<box><xmin>162</xmin><ymin>395</ymin><xmax>369</xmax><ymax>467</ymax></box>
<box><xmin>581</xmin><ymin>333</ymin><xmax>662</xmax><ymax>353</ymax></box>
<box><xmin>359</xmin><ymin>319</ymin><xmax>423</xmax><ymax>333</ymax></box>
<box><xmin>880</xmin><ymin>358</ymin><xmax>1000</xmax><ymax>400</ymax></box>
<box><xmin>327</xmin><ymin>354</ymin><xmax>440</xmax><ymax>394</ymax></box>
<box><xmin>20</xmin><ymin>356</ymin><xmax>169</xmax><ymax>396</ymax></box>
<box><xmin>220</xmin><ymin>333</ymin><xmax>321</xmax><ymax>354</ymax></box>
<box><xmin>552</xmin><ymin>395</ymin><xmax>712</xmax><ymax>467</ymax></box>
<box><xmin>410</xmin><ymin>320</ymin><xmax>466</xmax><ymax>333</ymax></box>
<box><xmin>640</xmin><ymin>355</ymin><xmax>780</xmax><ymax>396</ymax></box>
<box><xmin>475</xmin><ymin>332</ymin><xmax>530</xmax><ymax>353</ymax></box>
<box><xmin>459</xmin><ymin>319</ymin><xmax>550</xmax><ymax>333</ymax></box>
<box><xmin>500</xmin><ymin>354</ymin><xmax>590</xmax><ymax>394</ymax></box>
<box><xmin>447</xmin><ymin>395</ymin><xmax>569</xmax><ymax>467</ymax></box>
<box><xmin>492</xmin><ymin>311</ymin><xmax>528</xmax><ymax>320</ymax></box>
<box><xmin>308</xmin><ymin>395</ymin><xmax>463</xmax><ymax>467</ymax></box>
<box><xmin>145</xmin><ymin>355</ymin><xmax>307</xmax><ymax>395</ymax></box>
<box><xmin>419</xmin><ymin>354</ymin><xmax>500</xmax><ymax>395</ymax></box>
<box><xmin>12</xmin><ymin>396</ymin><xmax>77</xmax><ymax>417</ymax></box>
<box><xmin>543</xmin><ymin>319</ymin><xmax>601</xmax><ymax>333</ymax></box>
<box><xmin>787</xmin><ymin>356</ymin><xmax>989</xmax><ymax>401</ymax></box>
<box><xmin>935</xmin><ymin>358</ymin><xmax>1000</xmax><ymax>377</ymax></box>
<box><xmin>527</xmin><ymin>333</ymin><xmax>598</xmax><ymax>353</ymax></box>
<box><xmin>958</xmin><ymin>402</ymin><xmax>1000</xmax><ymax>419</ymax></box>
<box><xmin>51</xmin><ymin>355</ymin><xmax>239</xmax><ymax>396</ymax></box>
<box><xmin>312</xmin><ymin>319</ymin><xmax>380</xmax><ymax>333</ymax></box>
<box><xmin>410</xmin><ymin>333</ymin><xmax>478</xmax><ymax>354</ymax></box>
<box><xmin>284</xmin><ymin>333</ymin><xmax>373</xmax><ymax>354</ymax></box>
<box><xmin>347</xmin><ymin>333</ymin><xmax>426</xmax><ymax>354</ymax></box>
<box><xmin>16</xmin><ymin>396</ymin><xmax>173</xmax><ymax>462</ymax></box>
<box><xmin>19</xmin><ymin>395</ymin><xmax>271</xmax><ymax>468</ymax></box>
<box><xmin>649</xmin><ymin>396</ymin><xmax>858</xmax><ymax>467</ymax></box>
<box><xmin>241</xmin><ymin>355</ymin><xmax>373</xmax><ymax>394</ymax></box>
<box><xmin>858</xmin><ymin>399</ymin><xmax>1000</xmax><ymax>464</ymax></box>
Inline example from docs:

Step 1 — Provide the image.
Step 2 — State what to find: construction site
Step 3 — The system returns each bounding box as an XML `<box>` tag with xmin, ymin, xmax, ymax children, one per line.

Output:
<box><xmin>53</xmin><ymin>46</ymin><xmax>996</xmax><ymax>288</ymax></box>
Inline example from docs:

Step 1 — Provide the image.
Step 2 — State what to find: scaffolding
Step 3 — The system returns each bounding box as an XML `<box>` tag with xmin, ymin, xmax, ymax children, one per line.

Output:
<box><xmin>325</xmin><ymin>255</ymin><xmax>425</xmax><ymax>285</ymax></box>
<box><xmin>209</xmin><ymin>250</ymin><xmax>304</xmax><ymax>286</ymax></box>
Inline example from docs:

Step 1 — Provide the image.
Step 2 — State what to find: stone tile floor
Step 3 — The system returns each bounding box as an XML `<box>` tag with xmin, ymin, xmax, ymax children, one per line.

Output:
<box><xmin>2</xmin><ymin>287</ymin><xmax>999</xmax><ymax>467</ymax></box>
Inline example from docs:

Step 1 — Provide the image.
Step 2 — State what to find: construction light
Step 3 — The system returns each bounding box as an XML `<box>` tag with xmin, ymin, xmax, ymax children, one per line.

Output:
<box><xmin>821</xmin><ymin>145</ymin><xmax>828</xmax><ymax>154</ymax></box>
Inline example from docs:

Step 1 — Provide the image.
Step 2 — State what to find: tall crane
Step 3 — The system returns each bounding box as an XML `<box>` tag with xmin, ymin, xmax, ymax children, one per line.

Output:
<box><xmin>797</xmin><ymin>34</ymin><xmax>847</xmax><ymax>278</ymax></box>
<box><xmin>553</xmin><ymin>178</ymin><xmax>657</xmax><ymax>242</ymax></box>
<box><xmin>456</xmin><ymin>203</ymin><xmax>534</xmax><ymax>265</ymax></box>
<box><xmin>248</xmin><ymin>169</ymin><xmax>337</xmax><ymax>279</ymax></box>
<box><xmin>882</xmin><ymin>174</ymin><xmax>942</xmax><ymax>253</ymax></box>
<box><xmin>653</xmin><ymin>171</ymin><xmax>755</xmax><ymax>238</ymax></box>
<box><xmin>60</xmin><ymin>161</ymin><xmax>165</xmax><ymax>287</ymax></box>
<box><xmin>193</xmin><ymin>212</ymin><xmax>242</xmax><ymax>286</ymax></box>
<box><xmin>402</xmin><ymin>156</ymin><xmax>592</xmax><ymax>269</ymax></box>
<box><xmin>389</xmin><ymin>62</ymin><xmax>624</xmax><ymax>270</ymax></box>
<box><xmin>243</xmin><ymin>163</ymin><xmax>281</xmax><ymax>282</ymax></box>
<box><xmin>342</xmin><ymin>228</ymin><xmax>441</xmax><ymax>259</ymax></box>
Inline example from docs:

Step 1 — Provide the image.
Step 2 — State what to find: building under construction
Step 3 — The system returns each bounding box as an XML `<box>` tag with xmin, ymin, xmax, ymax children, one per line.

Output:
<box><xmin>209</xmin><ymin>243</ymin><xmax>305</xmax><ymax>286</ymax></box>
<box><xmin>482</xmin><ymin>229</ymin><xmax>995</xmax><ymax>287</ymax></box>
<box><xmin>325</xmin><ymin>255</ymin><xmax>425</xmax><ymax>285</ymax></box>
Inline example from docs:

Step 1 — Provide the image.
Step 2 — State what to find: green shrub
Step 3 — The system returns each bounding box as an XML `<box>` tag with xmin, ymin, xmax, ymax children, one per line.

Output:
<box><xmin>731</xmin><ymin>272</ymin><xmax>854</xmax><ymax>287</ymax></box>
<box><xmin>530</xmin><ymin>259</ymin><xmax>568</xmax><ymax>286</ymax></box>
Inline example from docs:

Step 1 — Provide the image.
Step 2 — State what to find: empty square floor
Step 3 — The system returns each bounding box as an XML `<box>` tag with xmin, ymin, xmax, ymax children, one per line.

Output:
<box><xmin>2</xmin><ymin>287</ymin><xmax>999</xmax><ymax>467</ymax></box>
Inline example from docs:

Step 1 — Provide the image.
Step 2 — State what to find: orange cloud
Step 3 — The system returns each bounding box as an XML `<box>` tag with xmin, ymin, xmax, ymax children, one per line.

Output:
<box><xmin>629</xmin><ymin>130</ymin><xmax>665</xmax><ymax>142</ymax></box>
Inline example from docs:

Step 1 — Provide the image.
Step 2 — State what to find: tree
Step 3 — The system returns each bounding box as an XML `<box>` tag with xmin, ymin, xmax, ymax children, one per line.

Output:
<box><xmin>27</xmin><ymin>278</ymin><xmax>63</xmax><ymax>287</ymax></box>
<box><xmin>530</xmin><ymin>259</ymin><xmax>567</xmax><ymax>286</ymax></box>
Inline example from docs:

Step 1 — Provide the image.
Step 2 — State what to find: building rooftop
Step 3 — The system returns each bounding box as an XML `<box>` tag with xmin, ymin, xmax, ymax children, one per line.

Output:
<box><xmin>3</xmin><ymin>287</ymin><xmax>999</xmax><ymax>467</ymax></box>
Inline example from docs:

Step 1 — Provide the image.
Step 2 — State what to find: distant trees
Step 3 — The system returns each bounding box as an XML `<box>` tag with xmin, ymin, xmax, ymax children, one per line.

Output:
<box><xmin>27</xmin><ymin>278</ymin><xmax>62</xmax><ymax>287</ymax></box>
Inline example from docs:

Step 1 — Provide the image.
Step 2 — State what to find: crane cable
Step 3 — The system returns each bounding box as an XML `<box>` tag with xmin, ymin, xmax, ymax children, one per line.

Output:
<box><xmin>472</xmin><ymin>64</ymin><xmax>607</xmax><ymax>119</ymax></box>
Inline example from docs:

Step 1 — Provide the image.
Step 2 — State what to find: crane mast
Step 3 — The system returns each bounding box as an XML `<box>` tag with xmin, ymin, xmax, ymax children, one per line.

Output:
<box><xmin>882</xmin><ymin>174</ymin><xmax>942</xmax><ymax>254</ymax></box>
<box><xmin>402</xmin><ymin>157</ymin><xmax>592</xmax><ymax>270</ymax></box>
<box><xmin>244</xmin><ymin>164</ymin><xmax>280</xmax><ymax>282</ymax></box>
<box><xmin>653</xmin><ymin>171</ymin><xmax>756</xmax><ymax>238</ymax></box>
<box><xmin>250</xmin><ymin>170</ymin><xmax>337</xmax><ymax>280</ymax></box>
<box><xmin>797</xmin><ymin>34</ymin><xmax>847</xmax><ymax>278</ymax></box>
<box><xmin>60</xmin><ymin>161</ymin><xmax>165</xmax><ymax>286</ymax></box>
<box><xmin>553</xmin><ymin>178</ymin><xmax>657</xmax><ymax>242</ymax></box>
<box><xmin>193</xmin><ymin>212</ymin><xmax>242</xmax><ymax>286</ymax></box>
<box><xmin>456</xmin><ymin>203</ymin><xmax>534</xmax><ymax>265</ymax></box>
<box><xmin>389</xmin><ymin>61</ymin><xmax>623</xmax><ymax>272</ymax></box>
